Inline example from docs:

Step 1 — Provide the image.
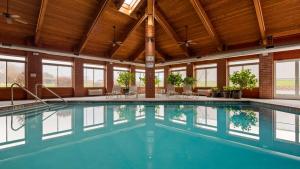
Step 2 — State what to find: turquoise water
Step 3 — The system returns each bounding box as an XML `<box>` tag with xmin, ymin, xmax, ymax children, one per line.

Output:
<box><xmin>0</xmin><ymin>102</ymin><xmax>299</xmax><ymax>169</ymax></box>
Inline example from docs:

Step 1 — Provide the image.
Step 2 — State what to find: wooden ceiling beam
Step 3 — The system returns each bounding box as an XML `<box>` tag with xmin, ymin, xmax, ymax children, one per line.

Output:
<box><xmin>253</xmin><ymin>0</ymin><xmax>267</xmax><ymax>46</ymax></box>
<box><xmin>155</xmin><ymin>50</ymin><xmax>166</xmax><ymax>62</ymax></box>
<box><xmin>76</xmin><ymin>0</ymin><xmax>110</xmax><ymax>54</ymax></box>
<box><xmin>154</xmin><ymin>7</ymin><xmax>192</xmax><ymax>57</ymax></box>
<box><xmin>110</xmin><ymin>14</ymin><xmax>147</xmax><ymax>58</ymax></box>
<box><xmin>189</xmin><ymin>0</ymin><xmax>223</xmax><ymax>50</ymax></box>
<box><xmin>131</xmin><ymin>47</ymin><xmax>145</xmax><ymax>62</ymax></box>
<box><xmin>35</xmin><ymin>0</ymin><xmax>48</xmax><ymax>45</ymax></box>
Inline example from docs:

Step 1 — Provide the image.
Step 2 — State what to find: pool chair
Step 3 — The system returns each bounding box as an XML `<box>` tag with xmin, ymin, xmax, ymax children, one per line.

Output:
<box><xmin>182</xmin><ymin>85</ymin><xmax>194</xmax><ymax>98</ymax></box>
<box><xmin>166</xmin><ymin>84</ymin><xmax>179</xmax><ymax>97</ymax></box>
<box><xmin>106</xmin><ymin>85</ymin><xmax>122</xmax><ymax>98</ymax></box>
<box><xmin>127</xmin><ymin>85</ymin><xmax>138</xmax><ymax>98</ymax></box>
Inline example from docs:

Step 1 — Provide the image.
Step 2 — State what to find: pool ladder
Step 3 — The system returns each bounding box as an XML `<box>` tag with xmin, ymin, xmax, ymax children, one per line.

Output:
<box><xmin>10</xmin><ymin>83</ymin><xmax>67</xmax><ymax>110</ymax></box>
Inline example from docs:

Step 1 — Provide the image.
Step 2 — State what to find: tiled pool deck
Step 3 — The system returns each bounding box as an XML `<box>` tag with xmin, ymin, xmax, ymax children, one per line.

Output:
<box><xmin>1</xmin><ymin>95</ymin><xmax>300</xmax><ymax>110</ymax></box>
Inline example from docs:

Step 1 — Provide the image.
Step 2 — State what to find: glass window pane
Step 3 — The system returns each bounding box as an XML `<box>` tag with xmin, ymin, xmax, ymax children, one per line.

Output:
<box><xmin>58</xmin><ymin>66</ymin><xmax>72</xmax><ymax>87</ymax></box>
<box><xmin>0</xmin><ymin>61</ymin><xmax>6</xmax><ymax>87</ymax></box>
<box><xmin>276</xmin><ymin>61</ymin><xmax>296</xmax><ymax>95</ymax></box>
<box><xmin>43</xmin><ymin>65</ymin><xmax>57</xmax><ymax>87</ymax></box>
<box><xmin>94</xmin><ymin>69</ymin><xmax>104</xmax><ymax>87</ymax></box>
<box><xmin>7</xmin><ymin>62</ymin><xmax>25</xmax><ymax>87</ymax></box>
<box><xmin>84</xmin><ymin>68</ymin><xmax>93</xmax><ymax>87</ymax></box>
<box><xmin>196</xmin><ymin>69</ymin><xmax>206</xmax><ymax>87</ymax></box>
<box><xmin>136</xmin><ymin>72</ymin><xmax>145</xmax><ymax>87</ymax></box>
<box><xmin>206</xmin><ymin>68</ymin><xmax>217</xmax><ymax>87</ymax></box>
<box><xmin>155</xmin><ymin>72</ymin><xmax>164</xmax><ymax>87</ymax></box>
<box><xmin>244</xmin><ymin>65</ymin><xmax>259</xmax><ymax>86</ymax></box>
<box><xmin>229</xmin><ymin>66</ymin><xmax>242</xmax><ymax>86</ymax></box>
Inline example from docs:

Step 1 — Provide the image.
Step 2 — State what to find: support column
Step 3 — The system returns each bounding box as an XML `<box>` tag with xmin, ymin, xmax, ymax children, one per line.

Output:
<box><xmin>106</xmin><ymin>63</ymin><xmax>114</xmax><ymax>93</ymax></box>
<box><xmin>74</xmin><ymin>58</ymin><xmax>84</xmax><ymax>97</ymax></box>
<box><xmin>259</xmin><ymin>53</ymin><xmax>274</xmax><ymax>98</ymax></box>
<box><xmin>145</xmin><ymin>0</ymin><xmax>156</xmax><ymax>98</ymax></box>
<box><xmin>186</xmin><ymin>63</ymin><xmax>194</xmax><ymax>77</ymax></box>
<box><xmin>217</xmin><ymin>59</ymin><xmax>227</xmax><ymax>89</ymax></box>
<box><xmin>26</xmin><ymin>52</ymin><xmax>42</xmax><ymax>98</ymax></box>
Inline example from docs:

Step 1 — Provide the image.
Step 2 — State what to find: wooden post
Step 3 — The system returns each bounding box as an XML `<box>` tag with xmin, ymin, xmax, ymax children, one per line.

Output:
<box><xmin>145</xmin><ymin>0</ymin><xmax>155</xmax><ymax>98</ymax></box>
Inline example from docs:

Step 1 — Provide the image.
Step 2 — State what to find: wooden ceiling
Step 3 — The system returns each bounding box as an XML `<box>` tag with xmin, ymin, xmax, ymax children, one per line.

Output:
<box><xmin>0</xmin><ymin>0</ymin><xmax>299</xmax><ymax>63</ymax></box>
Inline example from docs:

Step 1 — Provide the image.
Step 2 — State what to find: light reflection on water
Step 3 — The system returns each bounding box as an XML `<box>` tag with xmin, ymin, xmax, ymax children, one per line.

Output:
<box><xmin>0</xmin><ymin>102</ymin><xmax>299</xmax><ymax>169</ymax></box>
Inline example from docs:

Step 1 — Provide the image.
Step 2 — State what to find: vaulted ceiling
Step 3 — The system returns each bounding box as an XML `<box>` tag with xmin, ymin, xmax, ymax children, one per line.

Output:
<box><xmin>0</xmin><ymin>0</ymin><xmax>300</xmax><ymax>63</ymax></box>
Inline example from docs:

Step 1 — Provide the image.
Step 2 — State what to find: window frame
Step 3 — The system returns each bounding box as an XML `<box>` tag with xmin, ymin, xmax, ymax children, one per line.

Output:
<box><xmin>170</xmin><ymin>67</ymin><xmax>187</xmax><ymax>79</ymax></box>
<box><xmin>0</xmin><ymin>54</ymin><xmax>26</xmax><ymax>88</ymax></box>
<box><xmin>195</xmin><ymin>64</ymin><xmax>217</xmax><ymax>88</ymax></box>
<box><xmin>274</xmin><ymin>59</ymin><xmax>300</xmax><ymax>99</ymax></box>
<box><xmin>228</xmin><ymin>59</ymin><xmax>260</xmax><ymax>87</ymax></box>
<box><xmin>83</xmin><ymin>64</ymin><xmax>105</xmax><ymax>88</ymax></box>
<box><xmin>113</xmin><ymin>67</ymin><xmax>130</xmax><ymax>86</ymax></box>
<box><xmin>155</xmin><ymin>69</ymin><xmax>164</xmax><ymax>88</ymax></box>
<box><xmin>42</xmin><ymin>59</ymin><xmax>73</xmax><ymax>88</ymax></box>
<box><xmin>135</xmin><ymin>69</ymin><xmax>145</xmax><ymax>87</ymax></box>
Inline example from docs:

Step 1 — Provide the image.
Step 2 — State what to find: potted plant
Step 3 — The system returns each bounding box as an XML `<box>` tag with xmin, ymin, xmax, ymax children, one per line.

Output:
<box><xmin>229</xmin><ymin>69</ymin><xmax>257</xmax><ymax>99</ymax></box>
<box><xmin>211</xmin><ymin>87</ymin><xmax>220</xmax><ymax>97</ymax></box>
<box><xmin>117</xmin><ymin>72</ymin><xmax>135</xmax><ymax>94</ymax></box>
<box><xmin>183</xmin><ymin>77</ymin><xmax>196</xmax><ymax>87</ymax></box>
<box><xmin>167</xmin><ymin>73</ymin><xmax>183</xmax><ymax>87</ymax></box>
<box><xmin>223</xmin><ymin>86</ymin><xmax>232</xmax><ymax>98</ymax></box>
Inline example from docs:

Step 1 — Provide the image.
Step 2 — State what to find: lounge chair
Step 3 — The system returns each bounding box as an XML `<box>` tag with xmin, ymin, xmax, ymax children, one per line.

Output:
<box><xmin>166</xmin><ymin>84</ymin><xmax>179</xmax><ymax>97</ymax></box>
<box><xmin>182</xmin><ymin>85</ymin><xmax>194</xmax><ymax>98</ymax></box>
<box><xmin>127</xmin><ymin>85</ymin><xmax>138</xmax><ymax>98</ymax></box>
<box><xmin>106</xmin><ymin>85</ymin><xmax>122</xmax><ymax>98</ymax></box>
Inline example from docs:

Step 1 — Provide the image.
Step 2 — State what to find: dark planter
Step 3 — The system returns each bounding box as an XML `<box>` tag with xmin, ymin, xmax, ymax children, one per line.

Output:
<box><xmin>223</xmin><ymin>91</ymin><xmax>231</xmax><ymax>98</ymax></box>
<box><xmin>232</xmin><ymin>90</ymin><xmax>242</xmax><ymax>99</ymax></box>
<box><xmin>212</xmin><ymin>91</ymin><xmax>220</xmax><ymax>97</ymax></box>
<box><xmin>123</xmin><ymin>88</ymin><xmax>129</xmax><ymax>94</ymax></box>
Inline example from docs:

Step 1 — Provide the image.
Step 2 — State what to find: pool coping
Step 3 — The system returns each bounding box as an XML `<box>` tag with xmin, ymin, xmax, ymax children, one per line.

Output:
<box><xmin>0</xmin><ymin>97</ymin><xmax>299</xmax><ymax>113</ymax></box>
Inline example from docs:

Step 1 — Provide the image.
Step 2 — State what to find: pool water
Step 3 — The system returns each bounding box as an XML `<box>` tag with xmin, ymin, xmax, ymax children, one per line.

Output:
<box><xmin>0</xmin><ymin>102</ymin><xmax>299</xmax><ymax>169</ymax></box>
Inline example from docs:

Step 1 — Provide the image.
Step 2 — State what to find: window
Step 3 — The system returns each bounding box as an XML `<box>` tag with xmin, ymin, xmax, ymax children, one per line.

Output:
<box><xmin>83</xmin><ymin>64</ymin><xmax>105</xmax><ymax>88</ymax></box>
<box><xmin>195</xmin><ymin>106</ymin><xmax>217</xmax><ymax>131</ymax></box>
<box><xmin>170</xmin><ymin>67</ymin><xmax>186</xmax><ymax>79</ymax></box>
<box><xmin>0</xmin><ymin>54</ymin><xmax>25</xmax><ymax>87</ymax></box>
<box><xmin>155</xmin><ymin>69</ymin><xmax>164</xmax><ymax>87</ymax></box>
<box><xmin>113</xmin><ymin>105</ymin><xmax>129</xmax><ymax>125</ymax></box>
<box><xmin>228</xmin><ymin>59</ymin><xmax>259</xmax><ymax>86</ymax></box>
<box><xmin>84</xmin><ymin>106</ymin><xmax>105</xmax><ymax>131</ymax></box>
<box><xmin>169</xmin><ymin>105</ymin><xmax>187</xmax><ymax>125</ymax></box>
<box><xmin>136</xmin><ymin>69</ymin><xmax>145</xmax><ymax>87</ymax></box>
<box><xmin>0</xmin><ymin>114</ymin><xmax>25</xmax><ymax>149</ymax></box>
<box><xmin>195</xmin><ymin>64</ymin><xmax>217</xmax><ymax>87</ymax></box>
<box><xmin>42</xmin><ymin>109</ymin><xmax>73</xmax><ymax>140</ymax></box>
<box><xmin>119</xmin><ymin>0</ymin><xmax>141</xmax><ymax>15</ymax></box>
<box><xmin>275</xmin><ymin>60</ymin><xmax>300</xmax><ymax>98</ymax></box>
<box><xmin>42</xmin><ymin>59</ymin><xmax>72</xmax><ymax>87</ymax></box>
<box><xmin>113</xmin><ymin>67</ymin><xmax>129</xmax><ymax>85</ymax></box>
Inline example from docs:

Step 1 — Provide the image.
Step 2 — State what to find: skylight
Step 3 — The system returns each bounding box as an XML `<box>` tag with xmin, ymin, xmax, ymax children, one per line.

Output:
<box><xmin>119</xmin><ymin>0</ymin><xmax>141</xmax><ymax>15</ymax></box>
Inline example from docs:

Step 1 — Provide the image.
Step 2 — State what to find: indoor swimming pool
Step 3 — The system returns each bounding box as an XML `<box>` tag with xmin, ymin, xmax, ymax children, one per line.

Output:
<box><xmin>0</xmin><ymin>101</ymin><xmax>299</xmax><ymax>169</ymax></box>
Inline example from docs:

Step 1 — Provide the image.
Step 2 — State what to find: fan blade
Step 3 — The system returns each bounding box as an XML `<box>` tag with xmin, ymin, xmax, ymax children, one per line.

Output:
<box><xmin>178</xmin><ymin>42</ymin><xmax>185</xmax><ymax>45</ymax></box>
<box><xmin>10</xmin><ymin>14</ymin><xmax>20</xmax><ymax>18</ymax></box>
<box><xmin>189</xmin><ymin>42</ymin><xmax>198</xmax><ymax>45</ymax></box>
<box><xmin>187</xmin><ymin>40</ymin><xmax>193</xmax><ymax>43</ymax></box>
<box><xmin>15</xmin><ymin>18</ymin><xmax>28</xmax><ymax>24</ymax></box>
<box><xmin>116</xmin><ymin>41</ymin><xmax>123</xmax><ymax>45</ymax></box>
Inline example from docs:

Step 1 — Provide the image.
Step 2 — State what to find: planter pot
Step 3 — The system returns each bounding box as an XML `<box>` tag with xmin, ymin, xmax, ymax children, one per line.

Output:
<box><xmin>212</xmin><ymin>91</ymin><xmax>220</xmax><ymax>97</ymax></box>
<box><xmin>232</xmin><ymin>90</ymin><xmax>242</xmax><ymax>99</ymax></box>
<box><xmin>223</xmin><ymin>91</ymin><xmax>231</xmax><ymax>98</ymax></box>
<box><xmin>123</xmin><ymin>88</ymin><xmax>129</xmax><ymax>94</ymax></box>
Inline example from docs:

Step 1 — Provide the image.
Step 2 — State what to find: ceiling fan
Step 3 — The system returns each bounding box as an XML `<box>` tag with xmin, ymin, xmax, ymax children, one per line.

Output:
<box><xmin>178</xmin><ymin>25</ymin><xmax>197</xmax><ymax>47</ymax></box>
<box><xmin>109</xmin><ymin>26</ymin><xmax>123</xmax><ymax>47</ymax></box>
<box><xmin>0</xmin><ymin>0</ymin><xmax>27</xmax><ymax>24</ymax></box>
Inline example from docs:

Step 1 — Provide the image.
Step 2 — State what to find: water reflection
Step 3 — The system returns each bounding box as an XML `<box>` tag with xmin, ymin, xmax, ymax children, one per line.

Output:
<box><xmin>195</xmin><ymin>106</ymin><xmax>217</xmax><ymax>131</ymax></box>
<box><xmin>0</xmin><ymin>103</ymin><xmax>299</xmax><ymax>159</ymax></box>
<box><xmin>0</xmin><ymin>114</ymin><xmax>25</xmax><ymax>149</ymax></box>
<box><xmin>83</xmin><ymin>106</ymin><xmax>105</xmax><ymax>131</ymax></box>
<box><xmin>42</xmin><ymin>109</ymin><xmax>73</xmax><ymax>140</ymax></box>
<box><xmin>227</xmin><ymin>107</ymin><xmax>259</xmax><ymax>140</ymax></box>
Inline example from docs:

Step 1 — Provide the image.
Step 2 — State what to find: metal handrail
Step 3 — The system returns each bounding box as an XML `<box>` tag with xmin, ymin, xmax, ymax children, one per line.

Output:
<box><xmin>11</xmin><ymin>83</ymin><xmax>50</xmax><ymax>110</ymax></box>
<box><xmin>35</xmin><ymin>84</ymin><xmax>67</xmax><ymax>103</ymax></box>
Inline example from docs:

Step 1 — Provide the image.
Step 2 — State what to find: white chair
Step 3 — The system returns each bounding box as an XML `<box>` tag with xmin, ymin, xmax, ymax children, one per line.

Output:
<box><xmin>127</xmin><ymin>85</ymin><xmax>138</xmax><ymax>98</ymax></box>
<box><xmin>182</xmin><ymin>85</ymin><xmax>194</xmax><ymax>98</ymax></box>
<box><xmin>166</xmin><ymin>84</ymin><xmax>179</xmax><ymax>97</ymax></box>
<box><xmin>106</xmin><ymin>85</ymin><xmax>122</xmax><ymax>98</ymax></box>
